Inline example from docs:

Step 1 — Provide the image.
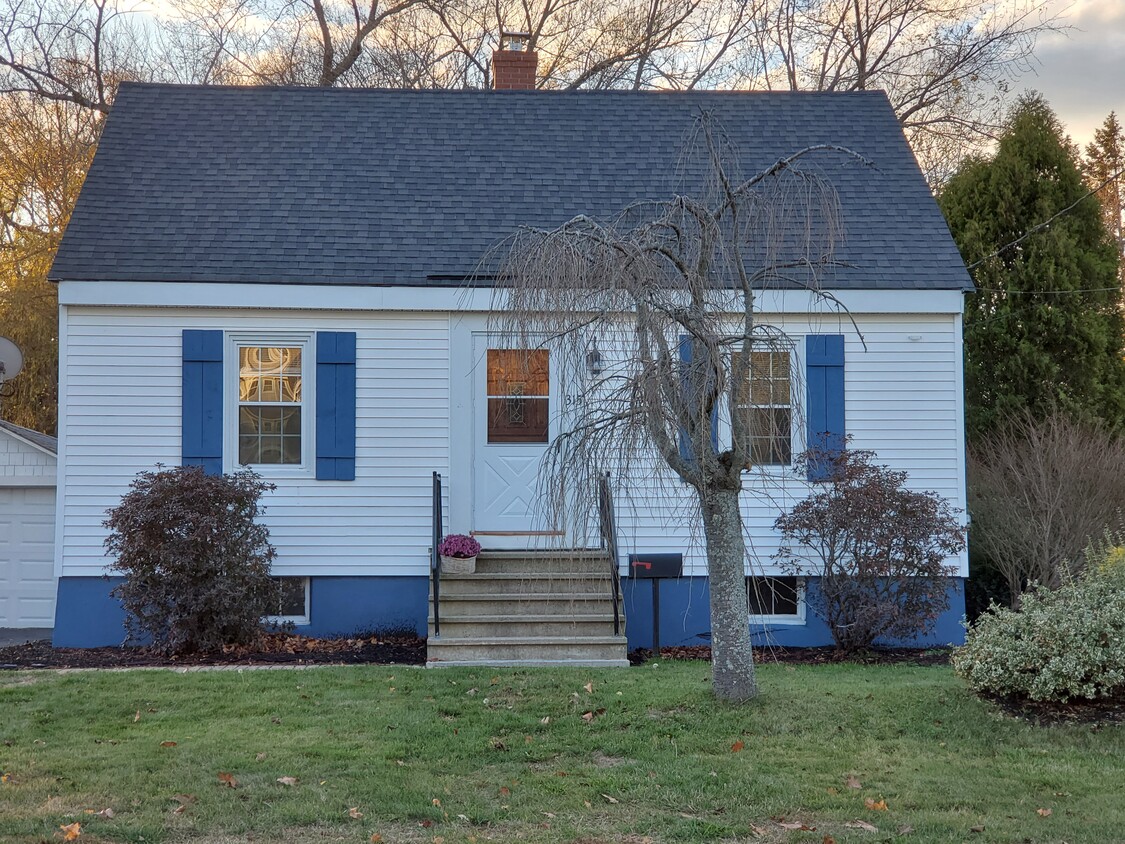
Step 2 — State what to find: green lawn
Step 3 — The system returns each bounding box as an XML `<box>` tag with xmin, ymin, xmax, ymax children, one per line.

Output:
<box><xmin>0</xmin><ymin>662</ymin><xmax>1121</xmax><ymax>843</ymax></box>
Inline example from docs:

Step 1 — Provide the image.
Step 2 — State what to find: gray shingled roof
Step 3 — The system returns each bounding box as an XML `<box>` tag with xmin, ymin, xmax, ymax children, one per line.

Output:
<box><xmin>49</xmin><ymin>83</ymin><xmax>971</xmax><ymax>291</ymax></box>
<box><xmin>0</xmin><ymin>419</ymin><xmax>58</xmax><ymax>454</ymax></box>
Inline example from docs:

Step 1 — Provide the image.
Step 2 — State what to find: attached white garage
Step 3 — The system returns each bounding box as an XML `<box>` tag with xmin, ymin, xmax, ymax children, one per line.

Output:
<box><xmin>0</xmin><ymin>420</ymin><xmax>58</xmax><ymax>628</ymax></box>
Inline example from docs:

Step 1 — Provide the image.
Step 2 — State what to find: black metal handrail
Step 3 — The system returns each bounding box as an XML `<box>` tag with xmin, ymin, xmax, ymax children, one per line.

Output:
<box><xmin>597</xmin><ymin>471</ymin><xmax>622</xmax><ymax>637</ymax></box>
<box><xmin>431</xmin><ymin>471</ymin><xmax>443</xmax><ymax>638</ymax></box>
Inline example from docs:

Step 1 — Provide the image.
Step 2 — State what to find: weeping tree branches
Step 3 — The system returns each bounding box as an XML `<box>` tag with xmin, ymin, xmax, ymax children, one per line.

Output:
<box><xmin>489</xmin><ymin>114</ymin><xmax>867</xmax><ymax>701</ymax></box>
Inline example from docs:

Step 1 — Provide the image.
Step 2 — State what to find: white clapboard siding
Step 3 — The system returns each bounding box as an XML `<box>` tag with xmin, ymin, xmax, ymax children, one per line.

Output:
<box><xmin>610</xmin><ymin>314</ymin><xmax>967</xmax><ymax>577</ymax></box>
<box><xmin>59</xmin><ymin>306</ymin><xmax>965</xmax><ymax>580</ymax></box>
<box><xmin>59</xmin><ymin>307</ymin><xmax>450</xmax><ymax>578</ymax></box>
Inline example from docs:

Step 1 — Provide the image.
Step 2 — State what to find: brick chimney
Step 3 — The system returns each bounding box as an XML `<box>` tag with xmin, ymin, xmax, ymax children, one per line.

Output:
<box><xmin>492</xmin><ymin>31</ymin><xmax>537</xmax><ymax>90</ymax></box>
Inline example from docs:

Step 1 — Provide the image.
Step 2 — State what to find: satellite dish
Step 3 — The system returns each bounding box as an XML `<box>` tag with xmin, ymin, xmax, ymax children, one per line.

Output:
<box><xmin>0</xmin><ymin>336</ymin><xmax>23</xmax><ymax>381</ymax></box>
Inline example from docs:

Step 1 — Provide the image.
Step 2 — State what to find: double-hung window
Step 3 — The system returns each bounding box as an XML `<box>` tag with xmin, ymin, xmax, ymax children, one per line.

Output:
<box><xmin>735</xmin><ymin>344</ymin><xmax>793</xmax><ymax>466</ymax></box>
<box><xmin>229</xmin><ymin>336</ymin><xmax>312</xmax><ymax>471</ymax></box>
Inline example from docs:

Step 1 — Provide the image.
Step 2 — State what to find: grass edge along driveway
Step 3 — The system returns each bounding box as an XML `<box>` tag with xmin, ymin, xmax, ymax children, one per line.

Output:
<box><xmin>1</xmin><ymin>662</ymin><xmax>1121</xmax><ymax>843</ymax></box>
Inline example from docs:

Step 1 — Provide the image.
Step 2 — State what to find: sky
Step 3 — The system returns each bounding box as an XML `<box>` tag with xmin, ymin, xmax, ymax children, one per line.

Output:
<box><xmin>1014</xmin><ymin>0</ymin><xmax>1125</xmax><ymax>147</ymax></box>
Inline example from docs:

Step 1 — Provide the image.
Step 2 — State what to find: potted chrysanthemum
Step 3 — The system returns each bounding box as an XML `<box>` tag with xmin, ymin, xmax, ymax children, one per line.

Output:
<box><xmin>438</xmin><ymin>533</ymin><xmax>481</xmax><ymax>574</ymax></box>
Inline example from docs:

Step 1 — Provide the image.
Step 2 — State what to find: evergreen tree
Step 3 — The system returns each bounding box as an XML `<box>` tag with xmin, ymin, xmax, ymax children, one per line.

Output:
<box><xmin>1084</xmin><ymin>112</ymin><xmax>1124</xmax><ymax>285</ymax></box>
<box><xmin>939</xmin><ymin>95</ymin><xmax>1125</xmax><ymax>440</ymax></box>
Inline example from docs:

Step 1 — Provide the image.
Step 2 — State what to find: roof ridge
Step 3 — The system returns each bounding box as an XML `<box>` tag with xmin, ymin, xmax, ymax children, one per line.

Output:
<box><xmin>115</xmin><ymin>80</ymin><xmax>886</xmax><ymax>98</ymax></box>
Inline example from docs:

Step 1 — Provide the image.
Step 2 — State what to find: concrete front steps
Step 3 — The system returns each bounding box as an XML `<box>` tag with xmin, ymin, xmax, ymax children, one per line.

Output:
<box><xmin>426</xmin><ymin>550</ymin><xmax>628</xmax><ymax>668</ymax></box>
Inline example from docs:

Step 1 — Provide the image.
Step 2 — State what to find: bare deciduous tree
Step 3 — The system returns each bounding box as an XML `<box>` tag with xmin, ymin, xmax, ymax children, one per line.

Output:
<box><xmin>490</xmin><ymin>115</ymin><xmax>866</xmax><ymax>701</ymax></box>
<box><xmin>968</xmin><ymin>409</ymin><xmax>1125</xmax><ymax>606</ymax></box>
<box><xmin>749</xmin><ymin>0</ymin><xmax>1056</xmax><ymax>181</ymax></box>
<box><xmin>0</xmin><ymin>0</ymin><xmax>157</xmax><ymax>113</ymax></box>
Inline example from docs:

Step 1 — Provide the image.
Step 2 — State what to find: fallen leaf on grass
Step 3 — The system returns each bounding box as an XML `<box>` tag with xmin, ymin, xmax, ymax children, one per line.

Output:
<box><xmin>846</xmin><ymin>775</ymin><xmax>862</xmax><ymax>789</ymax></box>
<box><xmin>864</xmin><ymin>798</ymin><xmax>888</xmax><ymax>811</ymax></box>
<box><xmin>432</xmin><ymin>798</ymin><xmax>442</xmax><ymax>807</ymax></box>
<box><xmin>581</xmin><ymin>708</ymin><xmax>607</xmax><ymax>723</ymax></box>
<box><xmin>276</xmin><ymin>777</ymin><xmax>298</xmax><ymax>786</ymax></box>
<box><xmin>59</xmin><ymin>823</ymin><xmax>81</xmax><ymax>840</ymax></box>
<box><xmin>823</xmin><ymin>836</ymin><xmax>837</xmax><ymax>844</ymax></box>
<box><xmin>540</xmin><ymin>716</ymin><xmax>550</xmax><ymax>724</ymax></box>
<box><xmin>171</xmin><ymin>794</ymin><xmax>196</xmax><ymax>815</ymax></box>
<box><xmin>584</xmin><ymin>682</ymin><xmax>594</xmax><ymax>693</ymax></box>
<box><xmin>217</xmin><ymin>772</ymin><xmax>238</xmax><ymax>788</ymax></box>
<box><xmin>255</xmin><ymin>753</ymin><xmax>267</xmax><ymax>762</ymax></box>
<box><xmin>583</xmin><ymin>800</ymin><xmax>592</xmax><ymax>809</ymax></box>
<box><xmin>777</xmin><ymin>821</ymin><xmax>816</xmax><ymax>831</ymax></box>
<box><xmin>970</xmin><ymin>824</ymin><xmax>985</xmax><ymax>833</ymax></box>
<box><xmin>898</xmin><ymin>825</ymin><xmax>915</xmax><ymax>835</ymax></box>
<box><xmin>348</xmin><ymin>807</ymin><xmax>364</xmax><ymax>819</ymax></box>
<box><xmin>95</xmin><ymin>808</ymin><xmax>115</xmax><ymax>819</ymax></box>
<box><xmin>370</xmin><ymin>835</ymin><xmax>383</xmax><ymax>843</ymax></box>
<box><xmin>542</xmin><ymin>812</ymin><xmax>556</xmax><ymax>819</ymax></box>
<box><xmin>160</xmin><ymin>741</ymin><xmax>177</xmax><ymax>748</ymax></box>
<box><xmin>845</xmin><ymin>819</ymin><xmax>879</xmax><ymax>832</ymax></box>
<box><xmin>749</xmin><ymin>824</ymin><xmax>769</xmax><ymax>837</ymax></box>
<box><xmin>730</xmin><ymin>740</ymin><xmax>745</xmax><ymax>753</ymax></box>
<box><xmin>601</xmin><ymin>793</ymin><xmax>620</xmax><ymax>804</ymax></box>
<box><xmin>133</xmin><ymin>711</ymin><xmax>141</xmax><ymax>723</ymax></box>
<box><xmin>1</xmin><ymin>773</ymin><xmax>12</xmax><ymax>783</ymax></box>
<box><xmin>498</xmin><ymin>787</ymin><xmax>510</xmax><ymax>797</ymax></box>
<box><xmin>1037</xmin><ymin>808</ymin><xmax>1052</xmax><ymax>817</ymax></box>
<box><xmin>420</xmin><ymin>819</ymin><xmax>433</xmax><ymax>828</ymax></box>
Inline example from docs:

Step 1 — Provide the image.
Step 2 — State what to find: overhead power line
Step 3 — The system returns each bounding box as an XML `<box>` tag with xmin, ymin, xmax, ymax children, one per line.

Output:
<box><xmin>965</xmin><ymin>167</ymin><xmax>1125</xmax><ymax>272</ymax></box>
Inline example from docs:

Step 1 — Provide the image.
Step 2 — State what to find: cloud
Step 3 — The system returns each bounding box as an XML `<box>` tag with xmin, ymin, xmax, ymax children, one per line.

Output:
<box><xmin>1013</xmin><ymin>0</ymin><xmax>1125</xmax><ymax>145</ymax></box>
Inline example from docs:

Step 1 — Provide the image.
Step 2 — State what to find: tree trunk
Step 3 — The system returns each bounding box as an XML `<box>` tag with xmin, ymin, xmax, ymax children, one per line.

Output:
<box><xmin>701</xmin><ymin>487</ymin><xmax>758</xmax><ymax>701</ymax></box>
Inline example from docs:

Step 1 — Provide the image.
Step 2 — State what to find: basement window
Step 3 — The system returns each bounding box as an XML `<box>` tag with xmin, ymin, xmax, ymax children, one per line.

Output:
<box><xmin>266</xmin><ymin>577</ymin><xmax>310</xmax><ymax>625</ymax></box>
<box><xmin>746</xmin><ymin>576</ymin><xmax>804</xmax><ymax>625</ymax></box>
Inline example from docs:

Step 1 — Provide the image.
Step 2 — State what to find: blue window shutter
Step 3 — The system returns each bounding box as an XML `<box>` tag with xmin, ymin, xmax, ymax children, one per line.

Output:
<box><xmin>806</xmin><ymin>334</ymin><xmax>845</xmax><ymax>482</ymax></box>
<box><xmin>182</xmin><ymin>330</ymin><xmax>223</xmax><ymax>475</ymax></box>
<box><xmin>677</xmin><ymin>336</ymin><xmax>718</xmax><ymax>465</ymax></box>
<box><xmin>316</xmin><ymin>331</ymin><xmax>357</xmax><ymax>481</ymax></box>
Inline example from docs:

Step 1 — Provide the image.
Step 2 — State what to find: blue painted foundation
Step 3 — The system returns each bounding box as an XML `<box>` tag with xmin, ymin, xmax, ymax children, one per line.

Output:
<box><xmin>622</xmin><ymin>576</ymin><xmax>966</xmax><ymax>650</ymax></box>
<box><xmin>52</xmin><ymin>575</ymin><xmax>430</xmax><ymax>647</ymax></box>
<box><xmin>54</xmin><ymin>574</ymin><xmax>965</xmax><ymax>650</ymax></box>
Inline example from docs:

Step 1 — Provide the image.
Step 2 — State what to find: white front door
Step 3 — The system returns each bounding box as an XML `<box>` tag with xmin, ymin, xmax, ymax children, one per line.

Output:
<box><xmin>471</xmin><ymin>336</ymin><xmax>562</xmax><ymax>548</ymax></box>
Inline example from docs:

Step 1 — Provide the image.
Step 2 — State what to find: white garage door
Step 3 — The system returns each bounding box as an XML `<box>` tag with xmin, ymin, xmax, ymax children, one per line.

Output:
<box><xmin>0</xmin><ymin>486</ymin><xmax>57</xmax><ymax>627</ymax></box>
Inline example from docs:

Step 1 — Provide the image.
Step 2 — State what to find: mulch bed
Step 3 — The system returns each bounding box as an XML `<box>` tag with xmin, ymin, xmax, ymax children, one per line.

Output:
<box><xmin>985</xmin><ymin>691</ymin><xmax>1125</xmax><ymax>727</ymax></box>
<box><xmin>0</xmin><ymin>632</ymin><xmax>426</xmax><ymax>670</ymax></box>
<box><xmin>1</xmin><ymin>636</ymin><xmax>951</xmax><ymax>670</ymax></box>
<box><xmin>628</xmin><ymin>644</ymin><xmax>955</xmax><ymax>666</ymax></box>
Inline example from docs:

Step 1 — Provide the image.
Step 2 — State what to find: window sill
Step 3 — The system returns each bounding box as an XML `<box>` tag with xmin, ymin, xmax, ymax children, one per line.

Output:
<box><xmin>750</xmin><ymin>614</ymin><xmax>806</xmax><ymax>626</ymax></box>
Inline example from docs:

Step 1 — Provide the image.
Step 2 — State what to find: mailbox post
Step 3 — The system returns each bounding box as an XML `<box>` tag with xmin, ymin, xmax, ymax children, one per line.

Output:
<box><xmin>628</xmin><ymin>553</ymin><xmax>683</xmax><ymax>654</ymax></box>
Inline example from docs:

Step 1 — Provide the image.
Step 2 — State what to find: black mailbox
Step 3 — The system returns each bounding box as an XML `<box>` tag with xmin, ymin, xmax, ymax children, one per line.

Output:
<box><xmin>629</xmin><ymin>553</ymin><xmax>683</xmax><ymax>579</ymax></box>
<box><xmin>628</xmin><ymin>553</ymin><xmax>683</xmax><ymax>654</ymax></box>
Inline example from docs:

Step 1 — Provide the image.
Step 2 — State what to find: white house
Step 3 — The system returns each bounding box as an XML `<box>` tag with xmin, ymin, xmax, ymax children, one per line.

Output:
<box><xmin>47</xmin><ymin>53</ymin><xmax>972</xmax><ymax>657</ymax></box>
<box><xmin>0</xmin><ymin>420</ymin><xmax>57</xmax><ymax>629</ymax></box>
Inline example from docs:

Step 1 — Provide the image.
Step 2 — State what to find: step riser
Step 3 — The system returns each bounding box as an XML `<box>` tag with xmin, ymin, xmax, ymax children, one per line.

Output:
<box><xmin>427</xmin><ymin>642</ymin><xmax>628</xmax><ymax>662</ymax></box>
<box><xmin>435</xmin><ymin>576</ymin><xmax>613</xmax><ymax>596</ymax></box>
<box><xmin>468</xmin><ymin>558</ymin><xmax>616</xmax><ymax>576</ymax></box>
<box><xmin>430</xmin><ymin>596</ymin><xmax>618</xmax><ymax>615</ymax></box>
<box><xmin>428</xmin><ymin>619</ymin><xmax>619</xmax><ymax>637</ymax></box>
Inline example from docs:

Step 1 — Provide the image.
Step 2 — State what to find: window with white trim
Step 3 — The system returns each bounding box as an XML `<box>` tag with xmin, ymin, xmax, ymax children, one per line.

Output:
<box><xmin>267</xmin><ymin>576</ymin><xmax>310</xmax><ymax>624</ymax></box>
<box><xmin>747</xmin><ymin>576</ymin><xmax>804</xmax><ymax>623</ymax></box>
<box><xmin>228</xmin><ymin>336</ymin><xmax>312</xmax><ymax>471</ymax></box>
<box><xmin>735</xmin><ymin>345</ymin><xmax>792</xmax><ymax>466</ymax></box>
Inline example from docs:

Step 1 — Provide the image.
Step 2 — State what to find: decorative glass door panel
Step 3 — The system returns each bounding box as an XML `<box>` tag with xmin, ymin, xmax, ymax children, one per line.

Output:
<box><xmin>486</xmin><ymin>349</ymin><xmax>550</xmax><ymax>444</ymax></box>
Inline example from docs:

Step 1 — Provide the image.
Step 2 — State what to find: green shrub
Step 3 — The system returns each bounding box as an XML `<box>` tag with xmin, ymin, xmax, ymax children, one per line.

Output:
<box><xmin>952</xmin><ymin>562</ymin><xmax>1125</xmax><ymax>702</ymax></box>
<box><xmin>104</xmin><ymin>465</ymin><xmax>280</xmax><ymax>654</ymax></box>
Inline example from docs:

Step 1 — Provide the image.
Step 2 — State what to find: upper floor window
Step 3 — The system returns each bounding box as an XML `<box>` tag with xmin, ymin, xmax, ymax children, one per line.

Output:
<box><xmin>735</xmin><ymin>345</ymin><xmax>792</xmax><ymax>466</ymax></box>
<box><xmin>237</xmin><ymin>344</ymin><xmax>306</xmax><ymax>466</ymax></box>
